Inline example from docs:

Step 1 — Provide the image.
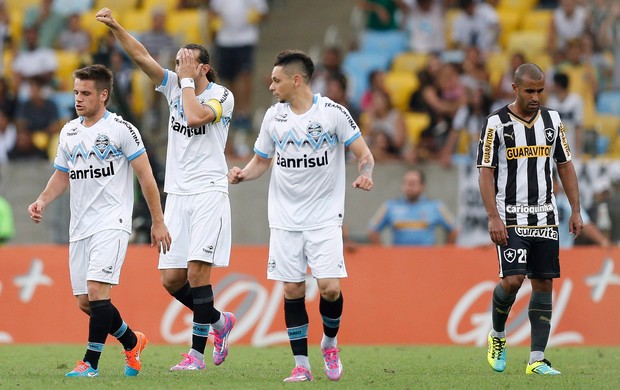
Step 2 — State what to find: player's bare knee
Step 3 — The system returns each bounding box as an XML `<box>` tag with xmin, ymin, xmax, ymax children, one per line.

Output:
<box><xmin>501</xmin><ymin>275</ymin><xmax>525</xmax><ymax>294</ymax></box>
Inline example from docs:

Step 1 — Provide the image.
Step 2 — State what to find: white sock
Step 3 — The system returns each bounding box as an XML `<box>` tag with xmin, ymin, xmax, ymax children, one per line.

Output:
<box><xmin>490</xmin><ymin>329</ymin><xmax>506</xmax><ymax>339</ymax></box>
<box><xmin>293</xmin><ymin>355</ymin><xmax>310</xmax><ymax>369</ymax></box>
<box><xmin>189</xmin><ymin>348</ymin><xmax>204</xmax><ymax>361</ymax></box>
<box><xmin>321</xmin><ymin>335</ymin><xmax>337</xmax><ymax>349</ymax></box>
<box><xmin>211</xmin><ymin>313</ymin><xmax>225</xmax><ymax>331</ymax></box>
<box><xmin>529</xmin><ymin>351</ymin><xmax>544</xmax><ymax>364</ymax></box>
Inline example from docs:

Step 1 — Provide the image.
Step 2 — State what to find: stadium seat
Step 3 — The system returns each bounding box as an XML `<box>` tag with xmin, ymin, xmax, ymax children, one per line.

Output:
<box><xmin>131</xmin><ymin>69</ymin><xmax>151</xmax><ymax>117</ymax></box>
<box><xmin>342</xmin><ymin>51</ymin><xmax>391</xmax><ymax>110</ymax></box>
<box><xmin>55</xmin><ymin>50</ymin><xmax>81</xmax><ymax>91</ymax></box>
<box><xmin>593</xmin><ymin>114</ymin><xmax>620</xmax><ymax>156</ymax></box>
<box><xmin>496</xmin><ymin>10</ymin><xmax>522</xmax><ymax>49</ymax></box>
<box><xmin>166</xmin><ymin>9</ymin><xmax>205</xmax><ymax>44</ymax></box>
<box><xmin>81</xmin><ymin>9</ymin><xmax>111</xmax><ymax>52</ymax></box>
<box><xmin>359</xmin><ymin>30</ymin><xmax>408</xmax><ymax>60</ymax></box>
<box><xmin>404</xmin><ymin>112</ymin><xmax>431</xmax><ymax>145</ymax></box>
<box><xmin>2</xmin><ymin>51</ymin><xmax>12</xmax><ymax>78</ymax></box>
<box><xmin>5</xmin><ymin>0</ymin><xmax>39</xmax><ymax>13</ymax></box>
<box><xmin>506</xmin><ymin>31</ymin><xmax>547</xmax><ymax>55</ymax></box>
<box><xmin>142</xmin><ymin>0</ymin><xmax>179</xmax><ymax>11</ymax></box>
<box><xmin>486</xmin><ymin>51</ymin><xmax>509</xmax><ymax>87</ymax></box>
<box><xmin>521</xmin><ymin>9</ymin><xmax>553</xmax><ymax>35</ymax></box>
<box><xmin>597</xmin><ymin>91</ymin><xmax>620</xmax><ymax>116</ymax></box>
<box><xmin>8</xmin><ymin>9</ymin><xmax>23</xmax><ymax>46</ymax></box>
<box><xmin>391</xmin><ymin>52</ymin><xmax>428</xmax><ymax>74</ymax></box>
<box><xmin>121</xmin><ymin>10</ymin><xmax>152</xmax><ymax>35</ymax></box>
<box><xmin>383</xmin><ymin>71</ymin><xmax>419</xmax><ymax>112</ymax></box>
<box><xmin>498</xmin><ymin>0</ymin><xmax>538</xmax><ymax>12</ymax></box>
<box><xmin>94</xmin><ymin>0</ymin><xmax>140</xmax><ymax>11</ymax></box>
<box><xmin>444</xmin><ymin>8</ymin><xmax>461</xmax><ymax>49</ymax></box>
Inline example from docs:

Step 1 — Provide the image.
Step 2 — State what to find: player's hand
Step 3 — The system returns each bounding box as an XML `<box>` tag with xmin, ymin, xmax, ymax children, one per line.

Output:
<box><xmin>569</xmin><ymin>213</ymin><xmax>584</xmax><ymax>239</ymax></box>
<box><xmin>151</xmin><ymin>221</ymin><xmax>172</xmax><ymax>254</ymax></box>
<box><xmin>177</xmin><ymin>48</ymin><xmax>201</xmax><ymax>80</ymax></box>
<box><xmin>28</xmin><ymin>200</ymin><xmax>45</xmax><ymax>224</ymax></box>
<box><xmin>95</xmin><ymin>7</ymin><xmax>116</xmax><ymax>27</ymax></box>
<box><xmin>228</xmin><ymin>166</ymin><xmax>244</xmax><ymax>184</ymax></box>
<box><xmin>488</xmin><ymin>216</ymin><xmax>508</xmax><ymax>246</ymax></box>
<box><xmin>352</xmin><ymin>175</ymin><xmax>373</xmax><ymax>191</ymax></box>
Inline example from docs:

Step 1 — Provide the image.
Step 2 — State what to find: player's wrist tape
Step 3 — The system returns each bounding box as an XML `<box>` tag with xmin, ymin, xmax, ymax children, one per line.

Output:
<box><xmin>206</xmin><ymin>98</ymin><xmax>223</xmax><ymax>123</ymax></box>
<box><xmin>180</xmin><ymin>78</ymin><xmax>195</xmax><ymax>90</ymax></box>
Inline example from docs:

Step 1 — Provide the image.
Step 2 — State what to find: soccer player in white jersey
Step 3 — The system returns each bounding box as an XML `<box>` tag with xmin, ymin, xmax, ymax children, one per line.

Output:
<box><xmin>229</xmin><ymin>50</ymin><xmax>374</xmax><ymax>382</ymax></box>
<box><xmin>477</xmin><ymin>63</ymin><xmax>583</xmax><ymax>375</ymax></box>
<box><xmin>97</xmin><ymin>7</ymin><xmax>237</xmax><ymax>371</ymax></box>
<box><xmin>28</xmin><ymin>65</ymin><xmax>171</xmax><ymax>377</ymax></box>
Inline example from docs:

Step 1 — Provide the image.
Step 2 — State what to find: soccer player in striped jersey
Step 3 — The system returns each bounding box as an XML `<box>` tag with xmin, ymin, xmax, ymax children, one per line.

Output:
<box><xmin>229</xmin><ymin>50</ymin><xmax>374</xmax><ymax>382</ymax></box>
<box><xmin>28</xmin><ymin>65</ymin><xmax>171</xmax><ymax>377</ymax></box>
<box><xmin>97</xmin><ymin>8</ymin><xmax>237</xmax><ymax>372</ymax></box>
<box><xmin>477</xmin><ymin>63</ymin><xmax>583</xmax><ymax>375</ymax></box>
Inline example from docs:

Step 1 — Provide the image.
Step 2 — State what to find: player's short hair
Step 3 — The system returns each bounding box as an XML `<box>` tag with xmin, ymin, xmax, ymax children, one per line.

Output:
<box><xmin>182</xmin><ymin>43</ymin><xmax>218</xmax><ymax>82</ymax></box>
<box><xmin>513</xmin><ymin>63</ymin><xmax>544</xmax><ymax>86</ymax></box>
<box><xmin>274</xmin><ymin>50</ymin><xmax>315</xmax><ymax>84</ymax></box>
<box><xmin>73</xmin><ymin>64</ymin><xmax>113</xmax><ymax>105</ymax></box>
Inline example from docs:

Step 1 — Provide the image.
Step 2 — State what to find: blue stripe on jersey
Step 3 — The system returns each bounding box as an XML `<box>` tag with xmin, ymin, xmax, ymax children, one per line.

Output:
<box><xmin>287</xmin><ymin>324</ymin><xmax>309</xmax><ymax>341</ymax></box>
<box><xmin>344</xmin><ymin>132</ymin><xmax>361</xmax><ymax>147</ymax></box>
<box><xmin>192</xmin><ymin>322</ymin><xmax>210</xmax><ymax>337</ymax></box>
<box><xmin>87</xmin><ymin>342</ymin><xmax>104</xmax><ymax>352</ymax></box>
<box><xmin>112</xmin><ymin>321</ymin><xmax>128</xmax><ymax>338</ymax></box>
<box><xmin>321</xmin><ymin>315</ymin><xmax>341</xmax><ymax>329</ymax></box>
<box><xmin>161</xmin><ymin>69</ymin><xmax>169</xmax><ymax>87</ymax></box>
<box><xmin>207</xmin><ymin>82</ymin><xmax>213</xmax><ymax>90</ymax></box>
<box><xmin>127</xmin><ymin>148</ymin><xmax>146</xmax><ymax>161</ymax></box>
<box><xmin>54</xmin><ymin>163</ymin><xmax>69</xmax><ymax>173</ymax></box>
<box><xmin>254</xmin><ymin>147</ymin><xmax>269</xmax><ymax>159</ymax></box>
<box><xmin>103</xmin><ymin>110</ymin><xmax>110</xmax><ymax>119</ymax></box>
<box><xmin>312</xmin><ymin>94</ymin><xmax>318</xmax><ymax>104</ymax></box>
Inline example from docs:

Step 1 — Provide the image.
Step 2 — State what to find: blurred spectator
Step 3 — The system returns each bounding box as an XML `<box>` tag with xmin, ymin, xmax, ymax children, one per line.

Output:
<box><xmin>440</xmin><ymin>85</ymin><xmax>492</xmax><ymax>167</ymax></box>
<box><xmin>596</xmin><ymin>0</ymin><xmax>620</xmax><ymax>89</ymax></box>
<box><xmin>210</xmin><ymin>0</ymin><xmax>269</xmax><ymax>158</ymax></box>
<box><xmin>139</xmin><ymin>8</ymin><xmax>177</xmax><ymax>67</ymax></box>
<box><xmin>92</xmin><ymin>30</ymin><xmax>126</xmax><ymax>68</ymax></box>
<box><xmin>555</xmin><ymin>174</ymin><xmax>610</xmax><ymax>248</ymax></box>
<box><xmin>52</xmin><ymin>0</ymin><xmax>93</xmax><ymax>16</ymax></box>
<box><xmin>491</xmin><ymin>52</ymin><xmax>525</xmax><ymax>112</ymax></box>
<box><xmin>460</xmin><ymin>45</ymin><xmax>490</xmax><ymax>91</ymax></box>
<box><xmin>404</xmin><ymin>0</ymin><xmax>445</xmax><ymax>53</ymax></box>
<box><xmin>0</xmin><ymin>1</ymin><xmax>11</xmax><ymax>76</ymax></box>
<box><xmin>548</xmin><ymin>0</ymin><xmax>587</xmax><ymax>52</ymax></box>
<box><xmin>355</xmin><ymin>0</ymin><xmax>408</xmax><ymax>31</ymax></box>
<box><xmin>0</xmin><ymin>194</ymin><xmax>14</xmax><ymax>245</ymax></box>
<box><xmin>408</xmin><ymin>52</ymin><xmax>443</xmax><ymax>112</ymax></box>
<box><xmin>7</xmin><ymin>128</ymin><xmax>48</xmax><ymax>161</ymax></box>
<box><xmin>311</xmin><ymin>45</ymin><xmax>345</xmax><ymax>97</ymax></box>
<box><xmin>417</xmin><ymin>63</ymin><xmax>467</xmax><ymax>158</ymax></box>
<box><xmin>360</xmin><ymin>69</ymin><xmax>386</xmax><ymax>112</ymax></box>
<box><xmin>23</xmin><ymin>0</ymin><xmax>66</xmax><ymax>48</ymax></box>
<box><xmin>57</xmin><ymin>13</ymin><xmax>92</xmax><ymax>63</ymax></box>
<box><xmin>325</xmin><ymin>72</ymin><xmax>360</xmax><ymax>122</ymax></box>
<box><xmin>107</xmin><ymin>50</ymin><xmax>135</xmax><ymax>123</ymax></box>
<box><xmin>0</xmin><ymin>78</ymin><xmax>16</xmax><ymax>119</ymax></box>
<box><xmin>361</xmin><ymin>89</ymin><xmax>407</xmax><ymax>160</ymax></box>
<box><xmin>368</xmin><ymin>168</ymin><xmax>457</xmax><ymax>246</ymax></box>
<box><xmin>0</xmin><ymin>110</ymin><xmax>16</xmax><ymax>166</ymax></box>
<box><xmin>450</xmin><ymin>0</ymin><xmax>499</xmax><ymax>53</ymax></box>
<box><xmin>11</xmin><ymin>26</ymin><xmax>58</xmax><ymax>100</ymax></box>
<box><xmin>545</xmin><ymin>72</ymin><xmax>584</xmax><ymax>157</ymax></box>
<box><xmin>14</xmin><ymin>79</ymin><xmax>60</xmax><ymax>156</ymax></box>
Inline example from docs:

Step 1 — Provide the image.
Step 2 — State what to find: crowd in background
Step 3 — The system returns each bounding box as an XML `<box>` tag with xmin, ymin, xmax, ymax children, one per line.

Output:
<box><xmin>1</xmin><ymin>0</ymin><xmax>620</xmax><ymax>247</ymax></box>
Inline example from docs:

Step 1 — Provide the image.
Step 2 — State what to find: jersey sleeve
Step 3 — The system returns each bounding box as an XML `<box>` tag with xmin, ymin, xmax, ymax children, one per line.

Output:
<box><xmin>53</xmin><ymin>125</ymin><xmax>69</xmax><ymax>172</ymax></box>
<box><xmin>253</xmin><ymin>106</ymin><xmax>276</xmax><ymax>158</ymax></box>
<box><xmin>553</xmin><ymin>112</ymin><xmax>572</xmax><ymax>164</ymax></box>
<box><xmin>116</xmin><ymin>118</ymin><xmax>146</xmax><ymax>161</ymax></box>
<box><xmin>155</xmin><ymin>69</ymin><xmax>178</xmax><ymax>103</ymax></box>
<box><xmin>476</xmin><ymin>118</ymin><xmax>499</xmax><ymax>168</ymax></box>
<box><xmin>334</xmin><ymin>102</ymin><xmax>361</xmax><ymax>146</ymax></box>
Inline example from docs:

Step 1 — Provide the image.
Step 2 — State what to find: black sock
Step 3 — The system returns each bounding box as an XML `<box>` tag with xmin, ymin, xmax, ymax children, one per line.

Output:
<box><xmin>319</xmin><ymin>292</ymin><xmax>343</xmax><ymax>338</ymax></box>
<box><xmin>529</xmin><ymin>291</ymin><xmax>552</xmax><ymax>353</ymax></box>
<box><xmin>492</xmin><ymin>283</ymin><xmax>516</xmax><ymax>332</ymax></box>
<box><xmin>284</xmin><ymin>297</ymin><xmax>309</xmax><ymax>357</ymax></box>
<box><xmin>191</xmin><ymin>285</ymin><xmax>220</xmax><ymax>354</ymax></box>
<box><xmin>110</xmin><ymin>304</ymin><xmax>137</xmax><ymax>350</ymax></box>
<box><xmin>84</xmin><ymin>299</ymin><xmax>113</xmax><ymax>369</ymax></box>
<box><xmin>171</xmin><ymin>282</ymin><xmax>194</xmax><ymax>310</ymax></box>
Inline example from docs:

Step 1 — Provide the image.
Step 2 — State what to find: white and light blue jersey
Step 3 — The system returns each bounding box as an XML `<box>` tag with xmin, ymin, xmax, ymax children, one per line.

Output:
<box><xmin>54</xmin><ymin>111</ymin><xmax>146</xmax><ymax>241</ymax></box>
<box><xmin>254</xmin><ymin>94</ymin><xmax>361</xmax><ymax>230</ymax></box>
<box><xmin>156</xmin><ymin>69</ymin><xmax>234</xmax><ymax>195</ymax></box>
<box><xmin>368</xmin><ymin>196</ymin><xmax>456</xmax><ymax>246</ymax></box>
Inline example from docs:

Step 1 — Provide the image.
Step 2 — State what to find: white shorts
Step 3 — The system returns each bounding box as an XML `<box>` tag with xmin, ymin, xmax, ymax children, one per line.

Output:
<box><xmin>159</xmin><ymin>191</ymin><xmax>231</xmax><ymax>269</ymax></box>
<box><xmin>267</xmin><ymin>226</ymin><xmax>347</xmax><ymax>282</ymax></box>
<box><xmin>69</xmin><ymin>229</ymin><xmax>130</xmax><ymax>295</ymax></box>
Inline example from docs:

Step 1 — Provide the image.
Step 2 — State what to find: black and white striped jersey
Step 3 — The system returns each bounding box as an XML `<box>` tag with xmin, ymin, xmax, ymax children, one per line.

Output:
<box><xmin>476</xmin><ymin>106</ymin><xmax>571</xmax><ymax>227</ymax></box>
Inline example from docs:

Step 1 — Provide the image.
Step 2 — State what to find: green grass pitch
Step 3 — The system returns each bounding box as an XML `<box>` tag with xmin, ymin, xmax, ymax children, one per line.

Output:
<box><xmin>0</xmin><ymin>345</ymin><xmax>619</xmax><ymax>389</ymax></box>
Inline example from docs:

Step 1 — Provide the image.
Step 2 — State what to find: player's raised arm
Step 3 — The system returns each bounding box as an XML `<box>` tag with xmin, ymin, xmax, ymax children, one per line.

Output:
<box><xmin>96</xmin><ymin>7</ymin><xmax>165</xmax><ymax>85</ymax></box>
<box><xmin>28</xmin><ymin>170</ymin><xmax>69</xmax><ymax>224</ymax></box>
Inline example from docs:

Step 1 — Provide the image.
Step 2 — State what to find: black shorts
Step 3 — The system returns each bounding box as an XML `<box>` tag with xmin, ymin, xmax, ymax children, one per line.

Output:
<box><xmin>215</xmin><ymin>44</ymin><xmax>255</xmax><ymax>81</ymax></box>
<box><xmin>495</xmin><ymin>226</ymin><xmax>560</xmax><ymax>279</ymax></box>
